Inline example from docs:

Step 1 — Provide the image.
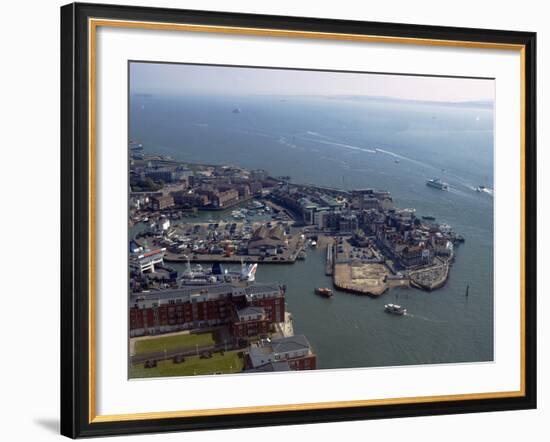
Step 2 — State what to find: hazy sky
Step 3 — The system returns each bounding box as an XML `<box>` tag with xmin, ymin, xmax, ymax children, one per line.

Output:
<box><xmin>130</xmin><ymin>62</ymin><xmax>494</xmax><ymax>103</ymax></box>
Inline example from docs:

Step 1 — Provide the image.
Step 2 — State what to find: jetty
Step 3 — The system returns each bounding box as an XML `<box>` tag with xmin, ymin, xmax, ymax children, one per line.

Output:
<box><xmin>325</xmin><ymin>244</ymin><xmax>334</xmax><ymax>276</ymax></box>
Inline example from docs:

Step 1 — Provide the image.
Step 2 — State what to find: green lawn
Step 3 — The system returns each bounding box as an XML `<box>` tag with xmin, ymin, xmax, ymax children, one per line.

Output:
<box><xmin>130</xmin><ymin>351</ymin><xmax>244</xmax><ymax>378</ymax></box>
<box><xmin>134</xmin><ymin>331</ymin><xmax>217</xmax><ymax>356</ymax></box>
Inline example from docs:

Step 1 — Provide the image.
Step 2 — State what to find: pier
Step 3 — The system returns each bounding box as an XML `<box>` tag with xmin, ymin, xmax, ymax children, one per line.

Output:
<box><xmin>325</xmin><ymin>244</ymin><xmax>334</xmax><ymax>276</ymax></box>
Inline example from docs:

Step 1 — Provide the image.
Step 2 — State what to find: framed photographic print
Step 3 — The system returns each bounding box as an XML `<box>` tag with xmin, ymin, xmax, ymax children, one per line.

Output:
<box><xmin>60</xmin><ymin>2</ymin><xmax>537</xmax><ymax>438</ymax></box>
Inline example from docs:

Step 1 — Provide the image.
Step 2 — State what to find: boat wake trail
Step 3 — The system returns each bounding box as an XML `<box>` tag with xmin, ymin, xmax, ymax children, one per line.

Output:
<box><xmin>305</xmin><ymin>130</ymin><xmax>340</xmax><ymax>141</ymax></box>
<box><xmin>301</xmin><ymin>137</ymin><xmax>377</xmax><ymax>154</ymax></box>
<box><xmin>405</xmin><ymin>313</ymin><xmax>447</xmax><ymax>323</ymax></box>
<box><xmin>474</xmin><ymin>186</ymin><xmax>494</xmax><ymax>197</ymax></box>
<box><xmin>306</xmin><ymin>130</ymin><xmax>325</xmax><ymax>137</ymax></box>
<box><xmin>375</xmin><ymin>148</ymin><xmax>436</xmax><ymax>170</ymax></box>
<box><xmin>228</xmin><ymin>128</ymin><xmax>277</xmax><ymax>139</ymax></box>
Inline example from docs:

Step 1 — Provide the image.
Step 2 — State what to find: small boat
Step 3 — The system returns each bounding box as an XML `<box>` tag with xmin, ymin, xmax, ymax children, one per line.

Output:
<box><xmin>384</xmin><ymin>303</ymin><xmax>407</xmax><ymax>315</ymax></box>
<box><xmin>315</xmin><ymin>287</ymin><xmax>333</xmax><ymax>297</ymax></box>
<box><xmin>422</xmin><ymin>215</ymin><xmax>436</xmax><ymax>221</ymax></box>
<box><xmin>465</xmin><ymin>284</ymin><xmax>469</xmax><ymax>297</ymax></box>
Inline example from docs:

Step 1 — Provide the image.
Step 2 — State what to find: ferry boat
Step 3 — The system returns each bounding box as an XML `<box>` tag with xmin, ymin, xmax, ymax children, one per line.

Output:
<box><xmin>315</xmin><ymin>287</ymin><xmax>333</xmax><ymax>298</ymax></box>
<box><xmin>179</xmin><ymin>261</ymin><xmax>257</xmax><ymax>286</ymax></box>
<box><xmin>384</xmin><ymin>303</ymin><xmax>407</xmax><ymax>315</ymax></box>
<box><xmin>426</xmin><ymin>178</ymin><xmax>449</xmax><ymax>190</ymax></box>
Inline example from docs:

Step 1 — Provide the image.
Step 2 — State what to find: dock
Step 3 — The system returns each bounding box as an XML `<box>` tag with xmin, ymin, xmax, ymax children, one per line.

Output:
<box><xmin>325</xmin><ymin>244</ymin><xmax>334</xmax><ymax>276</ymax></box>
<box><xmin>333</xmin><ymin>262</ymin><xmax>389</xmax><ymax>296</ymax></box>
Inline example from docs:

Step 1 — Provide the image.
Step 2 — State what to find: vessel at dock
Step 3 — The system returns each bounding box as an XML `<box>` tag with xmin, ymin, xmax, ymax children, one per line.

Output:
<box><xmin>384</xmin><ymin>303</ymin><xmax>407</xmax><ymax>315</ymax></box>
<box><xmin>178</xmin><ymin>261</ymin><xmax>257</xmax><ymax>286</ymax></box>
<box><xmin>315</xmin><ymin>287</ymin><xmax>333</xmax><ymax>298</ymax></box>
<box><xmin>426</xmin><ymin>178</ymin><xmax>449</xmax><ymax>190</ymax></box>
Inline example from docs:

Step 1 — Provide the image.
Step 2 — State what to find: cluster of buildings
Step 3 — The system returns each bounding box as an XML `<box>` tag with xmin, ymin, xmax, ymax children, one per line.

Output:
<box><xmin>130</xmin><ymin>153</ymin><xmax>272</xmax><ymax>213</ymax></box>
<box><xmin>129</xmin><ymin>281</ymin><xmax>317</xmax><ymax>371</ymax></box>
<box><xmin>360</xmin><ymin>207</ymin><xmax>454</xmax><ymax>269</ymax></box>
<box><xmin>135</xmin><ymin>215</ymin><xmax>293</xmax><ymax>263</ymax></box>
<box><xmin>247</xmin><ymin>224</ymin><xmax>288</xmax><ymax>256</ymax></box>
<box><xmin>271</xmin><ymin>185</ymin><xmax>393</xmax><ymax>234</ymax></box>
<box><xmin>272</xmin><ymin>185</ymin><xmax>455</xmax><ymax>270</ymax></box>
<box><xmin>130</xmin><ymin>155</ymin><xmax>193</xmax><ymax>185</ymax></box>
<box><xmin>130</xmin><ymin>282</ymin><xmax>285</xmax><ymax>337</ymax></box>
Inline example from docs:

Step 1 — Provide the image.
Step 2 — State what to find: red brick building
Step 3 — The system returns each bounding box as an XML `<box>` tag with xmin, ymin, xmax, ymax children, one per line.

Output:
<box><xmin>231</xmin><ymin>306</ymin><xmax>271</xmax><ymax>338</ymax></box>
<box><xmin>129</xmin><ymin>283</ymin><xmax>285</xmax><ymax>337</ymax></box>
<box><xmin>150</xmin><ymin>194</ymin><xmax>174</xmax><ymax>211</ymax></box>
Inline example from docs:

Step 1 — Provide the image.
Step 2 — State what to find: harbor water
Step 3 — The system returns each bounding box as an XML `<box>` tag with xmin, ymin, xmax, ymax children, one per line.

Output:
<box><xmin>130</xmin><ymin>94</ymin><xmax>494</xmax><ymax>368</ymax></box>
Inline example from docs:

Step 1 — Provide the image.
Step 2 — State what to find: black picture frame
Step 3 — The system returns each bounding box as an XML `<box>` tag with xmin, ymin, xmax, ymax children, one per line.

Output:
<box><xmin>61</xmin><ymin>2</ymin><xmax>537</xmax><ymax>438</ymax></box>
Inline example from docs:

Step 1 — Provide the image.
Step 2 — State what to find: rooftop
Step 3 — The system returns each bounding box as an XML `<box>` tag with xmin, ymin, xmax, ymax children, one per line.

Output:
<box><xmin>250</xmin><ymin>335</ymin><xmax>311</xmax><ymax>357</ymax></box>
<box><xmin>244</xmin><ymin>361</ymin><xmax>292</xmax><ymax>373</ymax></box>
<box><xmin>130</xmin><ymin>282</ymin><xmax>282</xmax><ymax>304</ymax></box>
